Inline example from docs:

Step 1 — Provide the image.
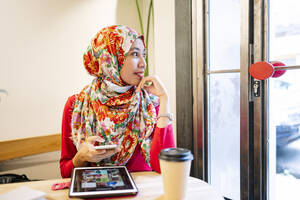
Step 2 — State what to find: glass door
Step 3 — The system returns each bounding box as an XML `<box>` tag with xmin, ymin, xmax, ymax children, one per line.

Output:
<box><xmin>267</xmin><ymin>0</ymin><xmax>300</xmax><ymax>199</ymax></box>
<box><xmin>192</xmin><ymin>0</ymin><xmax>243</xmax><ymax>199</ymax></box>
<box><xmin>193</xmin><ymin>0</ymin><xmax>300</xmax><ymax>199</ymax></box>
<box><xmin>250</xmin><ymin>0</ymin><xmax>300</xmax><ymax>199</ymax></box>
<box><xmin>207</xmin><ymin>0</ymin><xmax>241</xmax><ymax>199</ymax></box>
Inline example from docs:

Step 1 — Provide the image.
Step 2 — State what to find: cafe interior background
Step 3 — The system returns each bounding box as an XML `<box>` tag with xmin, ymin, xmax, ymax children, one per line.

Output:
<box><xmin>1</xmin><ymin>0</ymin><xmax>300</xmax><ymax>199</ymax></box>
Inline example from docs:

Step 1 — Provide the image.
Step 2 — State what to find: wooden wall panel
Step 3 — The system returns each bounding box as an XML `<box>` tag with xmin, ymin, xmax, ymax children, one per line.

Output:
<box><xmin>0</xmin><ymin>134</ymin><xmax>61</xmax><ymax>161</ymax></box>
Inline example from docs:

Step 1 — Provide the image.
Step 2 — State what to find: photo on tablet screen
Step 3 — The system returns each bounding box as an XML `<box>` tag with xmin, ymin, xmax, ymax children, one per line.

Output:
<box><xmin>69</xmin><ymin>166</ymin><xmax>138</xmax><ymax>198</ymax></box>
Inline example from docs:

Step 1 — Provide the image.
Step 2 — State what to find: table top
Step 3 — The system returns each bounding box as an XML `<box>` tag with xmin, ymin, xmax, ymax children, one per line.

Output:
<box><xmin>0</xmin><ymin>171</ymin><xmax>224</xmax><ymax>200</ymax></box>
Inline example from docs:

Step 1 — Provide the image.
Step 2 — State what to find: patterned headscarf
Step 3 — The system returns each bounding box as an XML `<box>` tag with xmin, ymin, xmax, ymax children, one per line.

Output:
<box><xmin>71</xmin><ymin>25</ymin><xmax>158</xmax><ymax>166</ymax></box>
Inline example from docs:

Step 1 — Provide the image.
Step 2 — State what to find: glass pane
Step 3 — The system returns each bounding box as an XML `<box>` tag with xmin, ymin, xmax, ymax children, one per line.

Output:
<box><xmin>209</xmin><ymin>0</ymin><xmax>240</xmax><ymax>70</ymax></box>
<box><xmin>208</xmin><ymin>73</ymin><xmax>240</xmax><ymax>199</ymax></box>
<box><xmin>269</xmin><ymin>1</ymin><xmax>300</xmax><ymax>199</ymax></box>
<box><xmin>269</xmin><ymin>0</ymin><xmax>300</xmax><ymax>65</ymax></box>
<box><xmin>269</xmin><ymin>71</ymin><xmax>300</xmax><ymax>199</ymax></box>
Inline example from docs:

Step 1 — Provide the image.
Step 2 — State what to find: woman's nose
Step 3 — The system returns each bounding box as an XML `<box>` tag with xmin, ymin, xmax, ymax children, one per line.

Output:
<box><xmin>138</xmin><ymin>56</ymin><xmax>146</xmax><ymax>68</ymax></box>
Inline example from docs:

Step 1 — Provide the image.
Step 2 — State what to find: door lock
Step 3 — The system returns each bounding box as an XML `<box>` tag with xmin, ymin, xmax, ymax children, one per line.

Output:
<box><xmin>253</xmin><ymin>80</ymin><xmax>260</xmax><ymax>97</ymax></box>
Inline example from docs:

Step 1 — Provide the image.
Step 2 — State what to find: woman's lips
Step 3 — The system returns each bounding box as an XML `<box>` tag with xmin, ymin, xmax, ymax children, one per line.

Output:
<box><xmin>135</xmin><ymin>72</ymin><xmax>144</xmax><ymax>78</ymax></box>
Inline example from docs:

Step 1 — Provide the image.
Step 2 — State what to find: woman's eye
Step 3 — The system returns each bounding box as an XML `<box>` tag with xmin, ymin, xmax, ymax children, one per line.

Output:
<box><xmin>132</xmin><ymin>52</ymin><xmax>138</xmax><ymax>56</ymax></box>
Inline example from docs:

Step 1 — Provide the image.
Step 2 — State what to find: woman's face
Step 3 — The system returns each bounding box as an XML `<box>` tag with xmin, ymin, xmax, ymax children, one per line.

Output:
<box><xmin>120</xmin><ymin>38</ymin><xmax>146</xmax><ymax>86</ymax></box>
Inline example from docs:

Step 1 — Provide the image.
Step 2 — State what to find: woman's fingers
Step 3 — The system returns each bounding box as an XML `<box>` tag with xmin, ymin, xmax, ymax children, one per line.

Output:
<box><xmin>136</xmin><ymin>77</ymin><xmax>147</xmax><ymax>92</ymax></box>
<box><xmin>93</xmin><ymin>146</ymin><xmax>119</xmax><ymax>155</ymax></box>
<box><xmin>94</xmin><ymin>149</ymin><xmax>107</xmax><ymax>154</ymax></box>
<box><xmin>136</xmin><ymin>76</ymin><xmax>157</xmax><ymax>92</ymax></box>
<box><xmin>136</xmin><ymin>75</ymin><xmax>167</xmax><ymax>97</ymax></box>
<box><xmin>81</xmin><ymin>136</ymin><xmax>122</xmax><ymax>163</ymax></box>
<box><xmin>92</xmin><ymin>148</ymin><xmax>120</xmax><ymax>162</ymax></box>
<box><xmin>87</xmin><ymin>136</ymin><xmax>105</xmax><ymax>145</ymax></box>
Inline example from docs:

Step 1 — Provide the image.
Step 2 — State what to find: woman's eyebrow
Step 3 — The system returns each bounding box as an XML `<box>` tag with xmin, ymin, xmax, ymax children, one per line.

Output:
<box><xmin>129</xmin><ymin>47</ymin><xmax>141</xmax><ymax>51</ymax></box>
<box><xmin>129</xmin><ymin>47</ymin><xmax>146</xmax><ymax>53</ymax></box>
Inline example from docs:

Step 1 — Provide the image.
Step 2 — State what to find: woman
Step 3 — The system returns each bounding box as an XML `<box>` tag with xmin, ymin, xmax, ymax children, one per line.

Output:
<box><xmin>60</xmin><ymin>25</ymin><xmax>175</xmax><ymax>178</ymax></box>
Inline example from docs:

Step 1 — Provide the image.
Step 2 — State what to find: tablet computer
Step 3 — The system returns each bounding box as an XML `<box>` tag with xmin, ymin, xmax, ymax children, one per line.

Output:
<box><xmin>69</xmin><ymin>166</ymin><xmax>138</xmax><ymax>198</ymax></box>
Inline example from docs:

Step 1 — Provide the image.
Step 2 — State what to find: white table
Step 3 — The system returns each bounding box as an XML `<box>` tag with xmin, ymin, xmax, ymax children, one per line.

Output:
<box><xmin>0</xmin><ymin>171</ymin><xmax>224</xmax><ymax>199</ymax></box>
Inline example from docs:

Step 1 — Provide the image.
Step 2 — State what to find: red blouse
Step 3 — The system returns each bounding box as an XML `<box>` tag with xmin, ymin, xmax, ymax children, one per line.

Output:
<box><xmin>60</xmin><ymin>95</ymin><xmax>175</xmax><ymax>178</ymax></box>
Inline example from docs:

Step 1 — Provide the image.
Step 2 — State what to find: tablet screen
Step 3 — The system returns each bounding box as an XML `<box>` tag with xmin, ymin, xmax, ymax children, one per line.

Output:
<box><xmin>73</xmin><ymin>168</ymin><xmax>133</xmax><ymax>192</ymax></box>
<box><xmin>69</xmin><ymin>166</ymin><xmax>138</xmax><ymax>198</ymax></box>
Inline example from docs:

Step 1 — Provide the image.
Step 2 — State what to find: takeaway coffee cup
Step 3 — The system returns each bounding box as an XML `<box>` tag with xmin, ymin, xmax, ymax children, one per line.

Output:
<box><xmin>158</xmin><ymin>148</ymin><xmax>194</xmax><ymax>200</ymax></box>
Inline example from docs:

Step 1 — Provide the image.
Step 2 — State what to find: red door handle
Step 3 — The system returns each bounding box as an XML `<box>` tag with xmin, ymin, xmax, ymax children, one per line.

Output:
<box><xmin>249</xmin><ymin>61</ymin><xmax>286</xmax><ymax>80</ymax></box>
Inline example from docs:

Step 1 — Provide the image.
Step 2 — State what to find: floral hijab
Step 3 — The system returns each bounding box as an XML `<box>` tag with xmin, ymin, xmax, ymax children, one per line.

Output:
<box><xmin>71</xmin><ymin>25</ymin><xmax>158</xmax><ymax>166</ymax></box>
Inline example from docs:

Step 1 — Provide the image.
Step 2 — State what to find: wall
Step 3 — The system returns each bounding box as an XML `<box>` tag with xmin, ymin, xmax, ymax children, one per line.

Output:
<box><xmin>153</xmin><ymin>0</ymin><xmax>176</xmax><ymax>141</ymax></box>
<box><xmin>0</xmin><ymin>0</ymin><xmax>176</xmax><ymax>141</ymax></box>
<box><xmin>0</xmin><ymin>0</ymin><xmax>177</xmax><ymax>179</ymax></box>
<box><xmin>0</xmin><ymin>0</ymin><xmax>142</xmax><ymax>141</ymax></box>
<box><xmin>119</xmin><ymin>0</ymin><xmax>177</xmax><ymax>139</ymax></box>
<box><xmin>120</xmin><ymin>0</ymin><xmax>177</xmax><ymax>137</ymax></box>
<box><xmin>0</xmin><ymin>0</ymin><xmax>139</xmax><ymax>179</ymax></box>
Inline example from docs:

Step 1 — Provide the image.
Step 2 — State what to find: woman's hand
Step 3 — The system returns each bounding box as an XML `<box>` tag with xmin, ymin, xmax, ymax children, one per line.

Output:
<box><xmin>136</xmin><ymin>75</ymin><xmax>168</xmax><ymax>99</ymax></box>
<box><xmin>136</xmin><ymin>75</ymin><xmax>172</xmax><ymax>128</ymax></box>
<box><xmin>72</xmin><ymin>136</ymin><xmax>120</xmax><ymax>167</ymax></box>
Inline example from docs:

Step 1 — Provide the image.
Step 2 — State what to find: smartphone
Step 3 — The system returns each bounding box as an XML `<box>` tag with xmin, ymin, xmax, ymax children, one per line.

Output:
<box><xmin>94</xmin><ymin>144</ymin><xmax>118</xmax><ymax>150</ymax></box>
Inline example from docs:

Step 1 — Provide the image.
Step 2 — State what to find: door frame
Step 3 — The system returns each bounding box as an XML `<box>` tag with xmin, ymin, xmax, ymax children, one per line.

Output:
<box><xmin>175</xmin><ymin>0</ymin><xmax>269</xmax><ymax>199</ymax></box>
<box><xmin>252</xmin><ymin>0</ymin><xmax>269</xmax><ymax>199</ymax></box>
